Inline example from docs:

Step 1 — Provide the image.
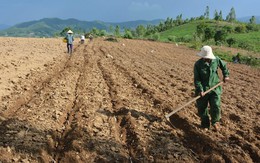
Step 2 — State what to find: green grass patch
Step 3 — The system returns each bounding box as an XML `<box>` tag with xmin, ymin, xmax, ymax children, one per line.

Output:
<box><xmin>228</xmin><ymin>31</ymin><xmax>260</xmax><ymax>52</ymax></box>
<box><xmin>214</xmin><ymin>50</ymin><xmax>260</xmax><ymax>67</ymax></box>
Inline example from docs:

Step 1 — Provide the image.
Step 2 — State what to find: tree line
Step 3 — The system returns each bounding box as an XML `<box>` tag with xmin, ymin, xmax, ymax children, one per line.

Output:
<box><xmin>60</xmin><ymin>6</ymin><xmax>258</xmax><ymax>45</ymax></box>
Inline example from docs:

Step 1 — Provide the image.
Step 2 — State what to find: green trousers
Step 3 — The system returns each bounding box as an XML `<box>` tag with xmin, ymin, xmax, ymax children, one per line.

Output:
<box><xmin>196</xmin><ymin>91</ymin><xmax>221</xmax><ymax>128</ymax></box>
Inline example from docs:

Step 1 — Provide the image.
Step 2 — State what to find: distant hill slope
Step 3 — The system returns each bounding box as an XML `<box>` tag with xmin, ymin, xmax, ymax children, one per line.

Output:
<box><xmin>0</xmin><ymin>18</ymin><xmax>163</xmax><ymax>37</ymax></box>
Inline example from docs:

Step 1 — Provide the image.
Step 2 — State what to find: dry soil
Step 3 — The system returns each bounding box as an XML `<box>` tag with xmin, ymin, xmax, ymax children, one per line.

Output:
<box><xmin>0</xmin><ymin>37</ymin><xmax>259</xmax><ymax>163</ymax></box>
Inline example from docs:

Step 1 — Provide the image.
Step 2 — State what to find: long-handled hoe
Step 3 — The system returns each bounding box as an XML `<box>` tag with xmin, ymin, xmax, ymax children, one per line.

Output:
<box><xmin>165</xmin><ymin>82</ymin><xmax>223</xmax><ymax>124</ymax></box>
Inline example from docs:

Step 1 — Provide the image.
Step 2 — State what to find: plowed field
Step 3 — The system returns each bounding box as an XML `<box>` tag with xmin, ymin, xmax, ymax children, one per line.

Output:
<box><xmin>0</xmin><ymin>37</ymin><xmax>259</xmax><ymax>163</ymax></box>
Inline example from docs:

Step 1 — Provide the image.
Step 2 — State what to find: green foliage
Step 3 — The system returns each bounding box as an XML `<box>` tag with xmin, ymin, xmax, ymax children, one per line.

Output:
<box><xmin>246</xmin><ymin>24</ymin><xmax>259</xmax><ymax>32</ymax></box>
<box><xmin>204</xmin><ymin>6</ymin><xmax>210</xmax><ymax>19</ymax></box>
<box><xmin>240</xmin><ymin>56</ymin><xmax>260</xmax><ymax>67</ymax></box>
<box><xmin>196</xmin><ymin>22</ymin><xmax>209</xmax><ymax>38</ymax></box>
<box><xmin>235</xmin><ymin>25</ymin><xmax>247</xmax><ymax>33</ymax></box>
<box><xmin>167</xmin><ymin>36</ymin><xmax>177</xmax><ymax>42</ymax></box>
<box><xmin>60</xmin><ymin>27</ymin><xmax>72</xmax><ymax>36</ymax></box>
<box><xmin>204</xmin><ymin>27</ymin><xmax>215</xmax><ymax>41</ymax></box>
<box><xmin>114</xmin><ymin>25</ymin><xmax>121</xmax><ymax>37</ymax></box>
<box><xmin>214</xmin><ymin>51</ymin><xmax>233</xmax><ymax>62</ymax></box>
<box><xmin>215</xmin><ymin>51</ymin><xmax>260</xmax><ymax>67</ymax></box>
<box><xmin>226</xmin><ymin>7</ymin><xmax>236</xmax><ymax>22</ymax></box>
<box><xmin>228</xmin><ymin>31</ymin><xmax>260</xmax><ymax>52</ymax></box>
<box><xmin>237</xmin><ymin>41</ymin><xmax>255</xmax><ymax>51</ymax></box>
<box><xmin>223</xmin><ymin>25</ymin><xmax>234</xmax><ymax>33</ymax></box>
<box><xmin>149</xmin><ymin>33</ymin><xmax>160</xmax><ymax>41</ymax></box>
<box><xmin>88</xmin><ymin>28</ymin><xmax>106</xmax><ymax>36</ymax></box>
<box><xmin>214</xmin><ymin>30</ymin><xmax>228</xmax><ymax>44</ymax></box>
<box><xmin>136</xmin><ymin>25</ymin><xmax>146</xmax><ymax>38</ymax></box>
<box><xmin>249</xmin><ymin>16</ymin><xmax>256</xmax><ymax>24</ymax></box>
<box><xmin>226</xmin><ymin>38</ymin><xmax>236</xmax><ymax>47</ymax></box>
<box><xmin>123</xmin><ymin>29</ymin><xmax>133</xmax><ymax>39</ymax></box>
<box><xmin>176</xmin><ymin>35</ymin><xmax>193</xmax><ymax>42</ymax></box>
<box><xmin>189</xmin><ymin>41</ymin><xmax>203</xmax><ymax>49</ymax></box>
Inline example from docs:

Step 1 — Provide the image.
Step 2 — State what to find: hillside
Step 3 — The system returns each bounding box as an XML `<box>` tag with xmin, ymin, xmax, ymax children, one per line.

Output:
<box><xmin>158</xmin><ymin>20</ymin><xmax>260</xmax><ymax>53</ymax></box>
<box><xmin>0</xmin><ymin>18</ymin><xmax>163</xmax><ymax>37</ymax></box>
<box><xmin>0</xmin><ymin>37</ymin><xmax>259</xmax><ymax>162</ymax></box>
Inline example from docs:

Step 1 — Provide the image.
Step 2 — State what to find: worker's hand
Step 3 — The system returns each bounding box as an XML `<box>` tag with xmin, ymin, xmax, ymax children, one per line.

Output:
<box><xmin>224</xmin><ymin>77</ymin><xmax>230</xmax><ymax>83</ymax></box>
<box><xmin>200</xmin><ymin>92</ymin><xmax>205</xmax><ymax>97</ymax></box>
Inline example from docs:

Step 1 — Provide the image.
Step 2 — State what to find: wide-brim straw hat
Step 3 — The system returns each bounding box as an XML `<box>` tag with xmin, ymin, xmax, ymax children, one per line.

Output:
<box><xmin>197</xmin><ymin>45</ymin><xmax>216</xmax><ymax>59</ymax></box>
<box><xmin>67</xmin><ymin>30</ymin><xmax>73</xmax><ymax>34</ymax></box>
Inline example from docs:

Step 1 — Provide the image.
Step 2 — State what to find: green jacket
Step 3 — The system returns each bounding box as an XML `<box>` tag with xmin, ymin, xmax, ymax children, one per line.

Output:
<box><xmin>194</xmin><ymin>56</ymin><xmax>229</xmax><ymax>95</ymax></box>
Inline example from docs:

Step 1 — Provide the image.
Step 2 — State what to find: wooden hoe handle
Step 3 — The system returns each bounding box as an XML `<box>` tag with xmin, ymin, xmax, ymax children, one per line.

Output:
<box><xmin>165</xmin><ymin>82</ymin><xmax>223</xmax><ymax>120</ymax></box>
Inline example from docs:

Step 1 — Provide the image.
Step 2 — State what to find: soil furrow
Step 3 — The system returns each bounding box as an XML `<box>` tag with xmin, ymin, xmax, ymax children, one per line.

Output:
<box><xmin>0</xmin><ymin>38</ymin><xmax>259</xmax><ymax>162</ymax></box>
<box><xmin>1</xmin><ymin>46</ymin><xmax>81</xmax><ymax>118</ymax></box>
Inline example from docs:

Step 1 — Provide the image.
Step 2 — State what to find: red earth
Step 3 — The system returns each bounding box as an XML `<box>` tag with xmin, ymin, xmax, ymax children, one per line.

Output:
<box><xmin>0</xmin><ymin>37</ymin><xmax>259</xmax><ymax>162</ymax></box>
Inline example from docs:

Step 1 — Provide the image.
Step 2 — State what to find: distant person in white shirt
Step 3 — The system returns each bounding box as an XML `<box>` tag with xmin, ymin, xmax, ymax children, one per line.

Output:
<box><xmin>80</xmin><ymin>35</ymin><xmax>85</xmax><ymax>44</ymax></box>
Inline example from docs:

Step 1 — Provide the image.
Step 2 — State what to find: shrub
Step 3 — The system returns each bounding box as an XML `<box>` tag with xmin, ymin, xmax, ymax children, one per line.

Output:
<box><xmin>149</xmin><ymin>33</ymin><xmax>160</xmax><ymax>41</ymax></box>
<box><xmin>168</xmin><ymin>36</ymin><xmax>176</xmax><ymax>42</ymax></box>
<box><xmin>189</xmin><ymin>41</ymin><xmax>202</xmax><ymax>49</ymax></box>
<box><xmin>235</xmin><ymin>25</ymin><xmax>246</xmax><ymax>33</ymax></box>
<box><xmin>237</xmin><ymin>41</ymin><xmax>255</xmax><ymax>51</ymax></box>
<box><xmin>223</xmin><ymin>25</ymin><xmax>234</xmax><ymax>33</ymax></box>
<box><xmin>214</xmin><ymin>30</ymin><xmax>227</xmax><ymax>45</ymax></box>
<box><xmin>176</xmin><ymin>35</ymin><xmax>193</xmax><ymax>42</ymax></box>
<box><xmin>214</xmin><ymin>51</ymin><xmax>233</xmax><ymax>62</ymax></box>
<box><xmin>240</xmin><ymin>55</ymin><xmax>260</xmax><ymax>67</ymax></box>
<box><xmin>226</xmin><ymin>38</ymin><xmax>236</xmax><ymax>47</ymax></box>
<box><xmin>123</xmin><ymin>31</ymin><xmax>133</xmax><ymax>39</ymax></box>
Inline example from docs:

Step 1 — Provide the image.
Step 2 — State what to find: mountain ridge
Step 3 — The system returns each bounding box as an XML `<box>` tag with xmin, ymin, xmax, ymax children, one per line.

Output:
<box><xmin>0</xmin><ymin>18</ymin><xmax>163</xmax><ymax>37</ymax></box>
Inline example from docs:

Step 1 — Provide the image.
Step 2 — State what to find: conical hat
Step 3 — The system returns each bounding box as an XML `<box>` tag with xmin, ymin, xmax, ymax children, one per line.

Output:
<box><xmin>67</xmin><ymin>30</ymin><xmax>73</xmax><ymax>34</ymax></box>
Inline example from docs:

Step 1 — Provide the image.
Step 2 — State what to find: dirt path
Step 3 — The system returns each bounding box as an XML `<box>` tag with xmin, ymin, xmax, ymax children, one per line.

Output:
<box><xmin>0</xmin><ymin>37</ymin><xmax>259</xmax><ymax>162</ymax></box>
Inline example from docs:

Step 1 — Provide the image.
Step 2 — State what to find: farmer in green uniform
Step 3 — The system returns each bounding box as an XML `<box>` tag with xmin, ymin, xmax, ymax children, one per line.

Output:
<box><xmin>194</xmin><ymin>45</ymin><xmax>229</xmax><ymax>131</ymax></box>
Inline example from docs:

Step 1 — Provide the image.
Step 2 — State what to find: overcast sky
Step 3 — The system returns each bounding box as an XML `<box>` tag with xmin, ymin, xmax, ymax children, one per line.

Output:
<box><xmin>1</xmin><ymin>0</ymin><xmax>259</xmax><ymax>25</ymax></box>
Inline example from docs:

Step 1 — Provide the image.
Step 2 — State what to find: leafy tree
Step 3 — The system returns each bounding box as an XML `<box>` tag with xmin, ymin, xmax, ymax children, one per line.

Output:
<box><xmin>109</xmin><ymin>25</ymin><xmax>114</xmax><ymax>34</ymax></box>
<box><xmin>204</xmin><ymin>6</ymin><xmax>210</xmax><ymax>19</ymax></box>
<box><xmin>219</xmin><ymin>11</ymin><xmax>223</xmax><ymax>21</ymax></box>
<box><xmin>226</xmin><ymin>7</ymin><xmax>236</xmax><ymax>22</ymax></box>
<box><xmin>214</xmin><ymin>10</ymin><xmax>223</xmax><ymax>21</ymax></box>
<box><xmin>176</xmin><ymin>14</ymin><xmax>183</xmax><ymax>25</ymax></box>
<box><xmin>123</xmin><ymin>29</ymin><xmax>133</xmax><ymax>39</ymax></box>
<box><xmin>99</xmin><ymin>30</ymin><xmax>106</xmax><ymax>36</ymax></box>
<box><xmin>249</xmin><ymin>16</ymin><xmax>256</xmax><ymax>24</ymax></box>
<box><xmin>247</xmin><ymin>16</ymin><xmax>259</xmax><ymax>31</ymax></box>
<box><xmin>198</xmin><ymin>15</ymin><xmax>205</xmax><ymax>20</ymax></box>
<box><xmin>164</xmin><ymin>17</ymin><xmax>174</xmax><ymax>30</ymax></box>
<box><xmin>114</xmin><ymin>25</ymin><xmax>121</xmax><ymax>37</ymax></box>
<box><xmin>157</xmin><ymin>22</ymin><xmax>165</xmax><ymax>32</ymax></box>
<box><xmin>145</xmin><ymin>24</ymin><xmax>157</xmax><ymax>35</ymax></box>
<box><xmin>136</xmin><ymin>25</ymin><xmax>146</xmax><ymax>37</ymax></box>
<box><xmin>214</xmin><ymin>10</ymin><xmax>219</xmax><ymax>21</ymax></box>
<box><xmin>90</xmin><ymin>27</ymin><xmax>99</xmax><ymax>35</ymax></box>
